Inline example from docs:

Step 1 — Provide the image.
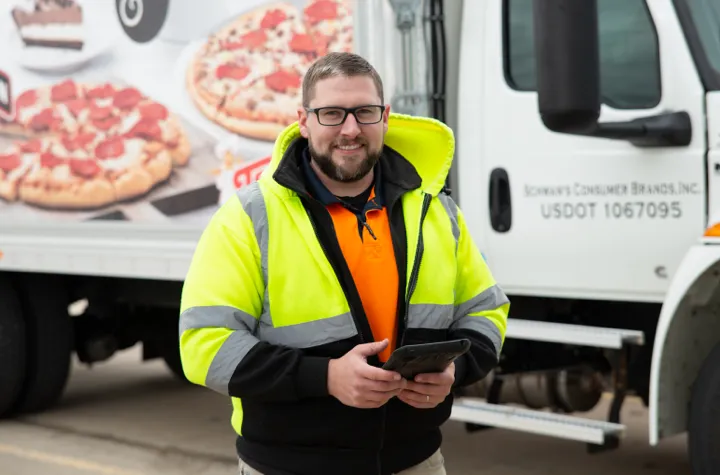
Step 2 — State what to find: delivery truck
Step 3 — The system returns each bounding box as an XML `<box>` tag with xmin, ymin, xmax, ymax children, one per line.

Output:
<box><xmin>0</xmin><ymin>0</ymin><xmax>719</xmax><ymax>472</ymax></box>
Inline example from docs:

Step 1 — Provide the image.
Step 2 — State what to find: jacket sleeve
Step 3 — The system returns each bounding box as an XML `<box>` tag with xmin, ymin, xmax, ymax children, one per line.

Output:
<box><xmin>446</xmin><ymin>199</ymin><xmax>510</xmax><ymax>388</ymax></box>
<box><xmin>179</xmin><ymin>197</ymin><xmax>330</xmax><ymax>402</ymax></box>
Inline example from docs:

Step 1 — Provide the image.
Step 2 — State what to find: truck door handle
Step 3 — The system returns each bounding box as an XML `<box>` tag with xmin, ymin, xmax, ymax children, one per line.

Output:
<box><xmin>489</xmin><ymin>168</ymin><xmax>512</xmax><ymax>233</ymax></box>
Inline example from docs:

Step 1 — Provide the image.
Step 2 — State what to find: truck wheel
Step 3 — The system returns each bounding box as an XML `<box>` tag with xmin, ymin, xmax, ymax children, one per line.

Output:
<box><xmin>162</xmin><ymin>341</ymin><xmax>188</xmax><ymax>382</ymax></box>
<box><xmin>14</xmin><ymin>274</ymin><xmax>73</xmax><ymax>414</ymax></box>
<box><xmin>0</xmin><ymin>275</ymin><xmax>25</xmax><ymax>418</ymax></box>
<box><xmin>688</xmin><ymin>342</ymin><xmax>720</xmax><ymax>474</ymax></box>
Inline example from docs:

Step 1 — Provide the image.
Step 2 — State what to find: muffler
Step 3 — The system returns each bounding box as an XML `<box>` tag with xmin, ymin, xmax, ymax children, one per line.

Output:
<box><xmin>456</xmin><ymin>365</ymin><xmax>605</xmax><ymax>413</ymax></box>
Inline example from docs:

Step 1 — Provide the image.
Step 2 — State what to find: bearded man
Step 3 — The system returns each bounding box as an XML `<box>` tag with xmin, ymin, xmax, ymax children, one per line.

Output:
<box><xmin>179</xmin><ymin>52</ymin><xmax>509</xmax><ymax>475</ymax></box>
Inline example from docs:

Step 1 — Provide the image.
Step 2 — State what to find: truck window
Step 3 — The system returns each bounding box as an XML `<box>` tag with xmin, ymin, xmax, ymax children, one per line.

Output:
<box><xmin>684</xmin><ymin>0</ymin><xmax>720</xmax><ymax>82</ymax></box>
<box><xmin>504</xmin><ymin>0</ymin><xmax>661</xmax><ymax>110</ymax></box>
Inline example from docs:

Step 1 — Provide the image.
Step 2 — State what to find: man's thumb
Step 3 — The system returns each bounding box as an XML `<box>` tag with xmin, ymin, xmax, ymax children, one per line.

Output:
<box><xmin>355</xmin><ymin>339</ymin><xmax>389</xmax><ymax>357</ymax></box>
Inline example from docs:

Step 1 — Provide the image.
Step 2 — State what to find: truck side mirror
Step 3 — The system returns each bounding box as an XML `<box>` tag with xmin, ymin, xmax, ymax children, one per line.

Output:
<box><xmin>533</xmin><ymin>0</ymin><xmax>601</xmax><ymax>133</ymax></box>
<box><xmin>532</xmin><ymin>0</ymin><xmax>692</xmax><ymax>147</ymax></box>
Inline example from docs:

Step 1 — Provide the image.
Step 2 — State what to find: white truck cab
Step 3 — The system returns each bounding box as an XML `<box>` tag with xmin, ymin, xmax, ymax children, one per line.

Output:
<box><xmin>437</xmin><ymin>0</ymin><xmax>720</xmax><ymax>472</ymax></box>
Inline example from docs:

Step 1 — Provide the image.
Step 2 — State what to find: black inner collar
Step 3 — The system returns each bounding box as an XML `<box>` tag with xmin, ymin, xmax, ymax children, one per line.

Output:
<box><xmin>300</xmin><ymin>146</ymin><xmax>384</xmax><ymax>215</ymax></box>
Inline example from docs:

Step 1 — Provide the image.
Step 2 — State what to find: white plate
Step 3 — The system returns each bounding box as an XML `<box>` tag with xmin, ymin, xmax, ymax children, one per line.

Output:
<box><xmin>6</xmin><ymin>17</ymin><xmax>115</xmax><ymax>74</ymax></box>
<box><xmin>170</xmin><ymin>38</ymin><xmax>278</xmax><ymax>159</ymax></box>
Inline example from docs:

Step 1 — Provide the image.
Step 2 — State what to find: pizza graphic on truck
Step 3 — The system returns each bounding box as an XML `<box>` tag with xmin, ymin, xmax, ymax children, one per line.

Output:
<box><xmin>0</xmin><ymin>0</ymin><xmax>355</xmax><ymax>222</ymax></box>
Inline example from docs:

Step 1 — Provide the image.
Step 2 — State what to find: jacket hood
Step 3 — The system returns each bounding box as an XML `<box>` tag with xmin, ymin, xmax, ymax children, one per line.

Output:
<box><xmin>262</xmin><ymin>113</ymin><xmax>455</xmax><ymax>197</ymax></box>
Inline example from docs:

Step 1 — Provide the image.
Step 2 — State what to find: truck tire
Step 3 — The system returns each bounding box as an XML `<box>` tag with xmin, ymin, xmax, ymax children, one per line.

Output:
<box><xmin>14</xmin><ymin>274</ymin><xmax>73</xmax><ymax>414</ymax></box>
<box><xmin>688</xmin><ymin>342</ymin><xmax>720</xmax><ymax>474</ymax></box>
<box><xmin>0</xmin><ymin>275</ymin><xmax>25</xmax><ymax>418</ymax></box>
<box><xmin>162</xmin><ymin>339</ymin><xmax>189</xmax><ymax>382</ymax></box>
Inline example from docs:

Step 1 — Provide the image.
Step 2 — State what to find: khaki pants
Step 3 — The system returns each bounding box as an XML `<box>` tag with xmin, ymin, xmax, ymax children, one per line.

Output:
<box><xmin>238</xmin><ymin>449</ymin><xmax>446</xmax><ymax>475</ymax></box>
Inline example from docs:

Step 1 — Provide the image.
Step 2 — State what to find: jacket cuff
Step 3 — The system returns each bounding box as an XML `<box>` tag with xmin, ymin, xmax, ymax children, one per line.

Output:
<box><xmin>453</xmin><ymin>353</ymin><xmax>469</xmax><ymax>388</ymax></box>
<box><xmin>295</xmin><ymin>356</ymin><xmax>331</xmax><ymax>398</ymax></box>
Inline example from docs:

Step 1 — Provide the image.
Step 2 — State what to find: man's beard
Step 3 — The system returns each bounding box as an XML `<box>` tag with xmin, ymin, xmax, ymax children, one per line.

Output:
<box><xmin>308</xmin><ymin>139</ymin><xmax>382</xmax><ymax>183</ymax></box>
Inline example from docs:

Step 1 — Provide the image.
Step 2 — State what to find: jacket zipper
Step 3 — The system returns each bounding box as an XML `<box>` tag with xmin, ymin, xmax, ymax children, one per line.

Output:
<box><xmin>401</xmin><ymin>193</ymin><xmax>432</xmax><ymax>346</ymax></box>
<box><xmin>305</xmin><ymin>192</ymin><xmax>428</xmax><ymax>475</ymax></box>
<box><xmin>304</xmin><ymin>201</ymin><xmax>367</xmax><ymax>344</ymax></box>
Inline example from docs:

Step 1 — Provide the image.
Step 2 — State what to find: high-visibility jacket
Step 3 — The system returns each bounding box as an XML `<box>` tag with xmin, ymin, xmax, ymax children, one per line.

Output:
<box><xmin>179</xmin><ymin>113</ymin><xmax>509</xmax><ymax>475</ymax></box>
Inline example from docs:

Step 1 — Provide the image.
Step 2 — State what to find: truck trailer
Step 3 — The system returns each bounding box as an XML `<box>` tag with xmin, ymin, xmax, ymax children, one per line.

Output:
<box><xmin>0</xmin><ymin>0</ymin><xmax>719</xmax><ymax>473</ymax></box>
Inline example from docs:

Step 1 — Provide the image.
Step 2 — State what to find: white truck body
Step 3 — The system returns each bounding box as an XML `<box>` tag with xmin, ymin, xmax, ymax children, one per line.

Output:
<box><xmin>1</xmin><ymin>0</ymin><xmax>720</xmax><ymax>472</ymax></box>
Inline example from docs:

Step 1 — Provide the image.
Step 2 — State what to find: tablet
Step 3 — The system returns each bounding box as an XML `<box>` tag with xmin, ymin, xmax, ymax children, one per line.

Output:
<box><xmin>382</xmin><ymin>339</ymin><xmax>471</xmax><ymax>380</ymax></box>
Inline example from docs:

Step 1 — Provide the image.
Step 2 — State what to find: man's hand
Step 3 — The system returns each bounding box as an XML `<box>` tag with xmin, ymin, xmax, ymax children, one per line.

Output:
<box><xmin>328</xmin><ymin>339</ymin><xmax>407</xmax><ymax>409</ymax></box>
<box><xmin>397</xmin><ymin>362</ymin><xmax>455</xmax><ymax>409</ymax></box>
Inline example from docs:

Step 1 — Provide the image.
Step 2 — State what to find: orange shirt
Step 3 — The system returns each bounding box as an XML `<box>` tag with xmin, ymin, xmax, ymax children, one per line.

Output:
<box><xmin>326</xmin><ymin>187</ymin><xmax>399</xmax><ymax>362</ymax></box>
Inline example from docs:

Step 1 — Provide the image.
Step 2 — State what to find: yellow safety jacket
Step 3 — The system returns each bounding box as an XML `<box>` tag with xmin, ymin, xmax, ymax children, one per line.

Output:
<box><xmin>179</xmin><ymin>113</ymin><xmax>509</xmax><ymax>475</ymax></box>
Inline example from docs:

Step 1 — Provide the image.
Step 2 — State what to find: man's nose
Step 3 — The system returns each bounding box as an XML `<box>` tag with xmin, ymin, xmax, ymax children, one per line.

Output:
<box><xmin>340</xmin><ymin>113</ymin><xmax>361</xmax><ymax>137</ymax></box>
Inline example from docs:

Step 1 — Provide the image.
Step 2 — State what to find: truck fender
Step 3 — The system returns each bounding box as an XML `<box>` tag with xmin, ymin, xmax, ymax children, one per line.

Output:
<box><xmin>649</xmin><ymin>243</ymin><xmax>720</xmax><ymax>445</ymax></box>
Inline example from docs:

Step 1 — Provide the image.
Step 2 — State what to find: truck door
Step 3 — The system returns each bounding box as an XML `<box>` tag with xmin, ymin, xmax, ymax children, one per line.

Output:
<box><xmin>456</xmin><ymin>0</ymin><xmax>708</xmax><ymax>301</ymax></box>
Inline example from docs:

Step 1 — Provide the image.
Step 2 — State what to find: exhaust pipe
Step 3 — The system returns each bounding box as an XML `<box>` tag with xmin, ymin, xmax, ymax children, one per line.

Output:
<box><xmin>457</xmin><ymin>365</ymin><xmax>605</xmax><ymax>413</ymax></box>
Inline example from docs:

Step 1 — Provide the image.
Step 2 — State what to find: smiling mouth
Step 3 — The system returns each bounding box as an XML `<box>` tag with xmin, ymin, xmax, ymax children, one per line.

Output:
<box><xmin>335</xmin><ymin>143</ymin><xmax>363</xmax><ymax>152</ymax></box>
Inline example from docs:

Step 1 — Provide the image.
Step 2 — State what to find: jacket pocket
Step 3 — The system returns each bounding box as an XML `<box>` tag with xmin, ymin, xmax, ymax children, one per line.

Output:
<box><xmin>241</xmin><ymin>398</ymin><xmax>384</xmax><ymax>450</ymax></box>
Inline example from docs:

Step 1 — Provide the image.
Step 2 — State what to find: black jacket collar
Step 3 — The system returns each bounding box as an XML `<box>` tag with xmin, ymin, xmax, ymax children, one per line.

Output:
<box><xmin>272</xmin><ymin>137</ymin><xmax>422</xmax><ymax>207</ymax></box>
<box><xmin>298</xmin><ymin>146</ymin><xmax>385</xmax><ymax>207</ymax></box>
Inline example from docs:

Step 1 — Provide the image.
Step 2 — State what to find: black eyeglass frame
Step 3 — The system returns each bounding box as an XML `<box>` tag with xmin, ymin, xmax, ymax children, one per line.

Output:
<box><xmin>304</xmin><ymin>105</ymin><xmax>386</xmax><ymax>126</ymax></box>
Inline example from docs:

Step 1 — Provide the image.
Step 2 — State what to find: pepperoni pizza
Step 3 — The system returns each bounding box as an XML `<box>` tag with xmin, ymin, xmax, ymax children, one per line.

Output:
<box><xmin>186</xmin><ymin>0</ymin><xmax>354</xmax><ymax>142</ymax></box>
<box><xmin>0</xmin><ymin>79</ymin><xmax>191</xmax><ymax>210</ymax></box>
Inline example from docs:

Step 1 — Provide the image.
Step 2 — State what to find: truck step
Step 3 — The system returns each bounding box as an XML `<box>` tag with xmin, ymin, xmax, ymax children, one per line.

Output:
<box><xmin>505</xmin><ymin>319</ymin><xmax>645</xmax><ymax>349</ymax></box>
<box><xmin>450</xmin><ymin>398</ymin><xmax>626</xmax><ymax>445</ymax></box>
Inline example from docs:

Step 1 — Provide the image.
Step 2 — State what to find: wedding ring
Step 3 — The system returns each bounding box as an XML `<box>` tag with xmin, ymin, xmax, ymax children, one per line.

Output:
<box><xmin>426</xmin><ymin>395</ymin><xmax>430</xmax><ymax>402</ymax></box>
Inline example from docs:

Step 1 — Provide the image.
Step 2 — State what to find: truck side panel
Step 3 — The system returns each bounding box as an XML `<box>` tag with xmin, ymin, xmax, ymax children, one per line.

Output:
<box><xmin>0</xmin><ymin>0</ymin><xmax>396</xmax><ymax>280</ymax></box>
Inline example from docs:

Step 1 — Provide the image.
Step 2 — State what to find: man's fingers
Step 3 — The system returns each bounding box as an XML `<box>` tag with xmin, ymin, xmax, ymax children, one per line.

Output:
<box><xmin>399</xmin><ymin>388</ymin><xmax>447</xmax><ymax>408</ymax></box>
<box><xmin>404</xmin><ymin>381</ymin><xmax>447</xmax><ymax>396</ymax></box>
<box><xmin>360</xmin><ymin>392</ymin><xmax>386</xmax><ymax>404</ymax></box>
<box><xmin>362</xmin><ymin>378</ymin><xmax>406</xmax><ymax>393</ymax></box>
<box><xmin>414</xmin><ymin>372</ymin><xmax>452</xmax><ymax>385</ymax></box>
<box><xmin>397</xmin><ymin>391</ymin><xmax>436</xmax><ymax>409</ymax></box>
<box><xmin>354</xmin><ymin>390</ymin><xmax>398</xmax><ymax>408</ymax></box>
<box><xmin>359</xmin><ymin>364</ymin><xmax>402</xmax><ymax>382</ymax></box>
<box><xmin>354</xmin><ymin>339</ymin><xmax>389</xmax><ymax>357</ymax></box>
<box><xmin>353</xmin><ymin>384</ymin><xmax>404</xmax><ymax>406</ymax></box>
<box><xmin>400</xmin><ymin>388</ymin><xmax>439</xmax><ymax>401</ymax></box>
<box><xmin>414</xmin><ymin>362</ymin><xmax>455</xmax><ymax>384</ymax></box>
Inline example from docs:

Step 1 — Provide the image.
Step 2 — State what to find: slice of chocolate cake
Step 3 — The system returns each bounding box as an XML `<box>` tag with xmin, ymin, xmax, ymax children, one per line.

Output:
<box><xmin>11</xmin><ymin>0</ymin><xmax>84</xmax><ymax>50</ymax></box>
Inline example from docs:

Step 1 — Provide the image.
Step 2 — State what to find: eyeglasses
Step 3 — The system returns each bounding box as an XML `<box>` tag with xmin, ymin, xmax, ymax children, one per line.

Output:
<box><xmin>305</xmin><ymin>105</ymin><xmax>385</xmax><ymax>126</ymax></box>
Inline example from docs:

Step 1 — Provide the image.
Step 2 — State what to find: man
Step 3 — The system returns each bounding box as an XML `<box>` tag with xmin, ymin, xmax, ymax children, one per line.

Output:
<box><xmin>179</xmin><ymin>52</ymin><xmax>509</xmax><ymax>475</ymax></box>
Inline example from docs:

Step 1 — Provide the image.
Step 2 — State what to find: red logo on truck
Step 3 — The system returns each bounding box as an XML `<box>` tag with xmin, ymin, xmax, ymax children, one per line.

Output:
<box><xmin>233</xmin><ymin>156</ymin><xmax>272</xmax><ymax>190</ymax></box>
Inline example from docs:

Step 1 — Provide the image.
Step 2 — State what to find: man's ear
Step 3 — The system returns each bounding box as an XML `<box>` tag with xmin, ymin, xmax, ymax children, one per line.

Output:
<box><xmin>383</xmin><ymin>104</ymin><xmax>391</xmax><ymax>133</ymax></box>
<box><xmin>298</xmin><ymin>108</ymin><xmax>309</xmax><ymax>138</ymax></box>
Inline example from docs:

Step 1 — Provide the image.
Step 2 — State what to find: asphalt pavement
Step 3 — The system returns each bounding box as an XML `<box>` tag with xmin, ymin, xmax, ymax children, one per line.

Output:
<box><xmin>0</xmin><ymin>348</ymin><xmax>692</xmax><ymax>474</ymax></box>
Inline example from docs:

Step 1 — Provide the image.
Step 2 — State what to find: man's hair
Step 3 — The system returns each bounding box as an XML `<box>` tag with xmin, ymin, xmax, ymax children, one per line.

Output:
<box><xmin>302</xmin><ymin>52</ymin><xmax>384</xmax><ymax>108</ymax></box>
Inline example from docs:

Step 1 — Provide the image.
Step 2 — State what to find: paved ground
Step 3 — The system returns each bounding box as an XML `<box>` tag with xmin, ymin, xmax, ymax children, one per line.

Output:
<box><xmin>0</xmin><ymin>347</ymin><xmax>692</xmax><ymax>474</ymax></box>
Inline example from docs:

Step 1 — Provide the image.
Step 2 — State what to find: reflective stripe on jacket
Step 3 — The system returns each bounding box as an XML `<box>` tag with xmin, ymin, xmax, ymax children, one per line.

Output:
<box><xmin>179</xmin><ymin>113</ymin><xmax>509</xmax><ymax>475</ymax></box>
